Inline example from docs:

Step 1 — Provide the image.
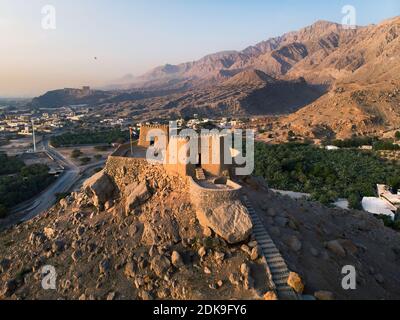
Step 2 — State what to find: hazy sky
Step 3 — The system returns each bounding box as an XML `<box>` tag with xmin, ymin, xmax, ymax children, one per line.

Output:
<box><xmin>0</xmin><ymin>0</ymin><xmax>399</xmax><ymax>97</ymax></box>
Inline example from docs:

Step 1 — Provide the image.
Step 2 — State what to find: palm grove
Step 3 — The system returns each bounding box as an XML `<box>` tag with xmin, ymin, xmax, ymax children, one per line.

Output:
<box><xmin>254</xmin><ymin>143</ymin><xmax>400</xmax><ymax>209</ymax></box>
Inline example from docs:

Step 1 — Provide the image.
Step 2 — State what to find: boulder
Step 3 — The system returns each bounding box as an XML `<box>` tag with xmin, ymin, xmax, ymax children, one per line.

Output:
<box><xmin>314</xmin><ymin>291</ymin><xmax>335</xmax><ymax>300</ymax></box>
<box><xmin>83</xmin><ymin>170</ymin><xmax>115</xmax><ymax>208</ymax></box>
<box><xmin>337</xmin><ymin>239</ymin><xmax>358</xmax><ymax>255</ymax></box>
<box><xmin>250</xmin><ymin>246</ymin><xmax>261</xmax><ymax>261</ymax></box>
<box><xmin>59</xmin><ymin>198</ymin><xmax>69</xmax><ymax>209</ymax></box>
<box><xmin>125</xmin><ymin>181</ymin><xmax>151</xmax><ymax>214</ymax></box>
<box><xmin>198</xmin><ymin>247</ymin><xmax>207</xmax><ymax>258</ymax></box>
<box><xmin>286</xmin><ymin>235</ymin><xmax>302</xmax><ymax>252</ymax></box>
<box><xmin>264</xmin><ymin>291</ymin><xmax>278</xmax><ymax>300</ymax></box>
<box><xmin>287</xmin><ymin>272</ymin><xmax>305</xmax><ymax>294</ymax></box>
<box><xmin>197</xmin><ymin>201</ymin><xmax>253</xmax><ymax>244</ymax></box>
<box><xmin>171</xmin><ymin>251</ymin><xmax>184</xmax><ymax>268</ymax></box>
<box><xmin>326</xmin><ymin>240</ymin><xmax>346</xmax><ymax>257</ymax></box>
<box><xmin>44</xmin><ymin>227</ymin><xmax>56</xmax><ymax>239</ymax></box>
<box><xmin>124</xmin><ymin>262</ymin><xmax>136</xmax><ymax>278</ymax></box>
<box><xmin>275</xmin><ymin>216</ymin><xmax>289</xmax><ymax>227</ymax></box>
<box><xmin>150</xmin><ymin>255</ymin><xmax>171</xmax><ymax>278</ymax></box>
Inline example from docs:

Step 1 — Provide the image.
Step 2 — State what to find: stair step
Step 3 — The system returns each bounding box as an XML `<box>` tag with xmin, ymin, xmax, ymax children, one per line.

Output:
<box><xmin>257</xmin><ymin>237</ymin><xmax>273</xmax><ymax>243</ymax></box>
<box><xmin>252</xmin><ymin>224</ymin><xmax>265</xmax><ymax>229</ymax></box>
<box><xmin>259</xmin><ymin>240</ymin><xmax>274</xmax><ymax>246</ymax></box>
<box><xmin>274</xmin><ymin>279</ymin><xmax>289</xmax><ymax>286</ymax></box>
<box><xmin>273</xmin><ymin>273</ymin><xmax>290</xmax><ymax>281</ymax></box>
<box><xmin>271</xmin><ymin>268</ymin><xmax>289</xmax><ymax>275</ymax></box>
<box><xmin>242</xmin><ymin>196</ymin><xmax>298</xmax><ymax>300</ymax></box>
<box><xmin>278</xmin><ymin>286</ymin><xmax>295</xmax><ymax>292</ymax></box>
<box><xmin>263</xmin><ymin>248</ymin><xmax>279</xmax><ymax>254</ymax></box>
<box><xmin>269</xmin><ymin>262</ymin><xmax>287</xmax><ymax>269</ymax></box>
<box><xmin>268</xmin><ymin>255</ymin><xmax>285</xmax><ymax>261</ymax></box>
<box><xmin>261</xmin><ymin>244</ymin><xmax>277</xmax><ymax>250</ymax></box>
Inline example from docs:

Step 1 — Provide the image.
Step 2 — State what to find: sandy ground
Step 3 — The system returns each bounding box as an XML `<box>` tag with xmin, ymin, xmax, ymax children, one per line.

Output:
<box><xmin>0</xmin><ymin>137</ymin><xmax>42</xmax><ymax>156</ymax></box>
<box><xmin>56</xmin><ymin>146</ymin><xmax>114</xmax><ymax>167</ymax></box>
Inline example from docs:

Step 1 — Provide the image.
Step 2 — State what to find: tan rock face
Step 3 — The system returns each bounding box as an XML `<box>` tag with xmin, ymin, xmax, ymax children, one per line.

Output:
<box><xmin>314</xmin><ymin>291</ymin><xmax>335</xmax><ymax>300</ymax></box>
<box><xmin>287</xmin><ymin>272</ymin><xmax>305</xmax><ymax>294</ymax></box>
<box><xmin>125</xmin><ymin>181</ymin><xmax>151</xmax><ymax>214</ymax></box>
<box><xmin>264</xmin><ymin>291</ymin><xmax>278</xmax><ymax>300</ymax></box>
<box><xmin>326</xmin><ymin>240</ymin><xmax>346</xmax><ymax>257</ymax></box>
<box><xmin>83</xmin><ymin>170</ymin><xmax>115</xmax><ymax>208</ymax></box>
<box><xmin>197</xmin><ymin>200</ymin><xmax>253</xmax><ymax>244</ymax></box>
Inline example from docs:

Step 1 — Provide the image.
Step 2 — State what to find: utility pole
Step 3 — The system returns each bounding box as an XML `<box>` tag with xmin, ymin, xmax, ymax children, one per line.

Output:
<box><xmin>129</xmin><ymin>127</ymin><xmax>134</xmax><ymax>156</ymax></box>
<box><xmin>32</xmin><ymin>119</ymin><xmax>37</xmax><ymax>153</ymax></box>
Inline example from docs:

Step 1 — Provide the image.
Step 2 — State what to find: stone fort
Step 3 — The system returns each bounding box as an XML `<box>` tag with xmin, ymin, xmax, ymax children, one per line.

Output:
<box><xmin>130</xmin><ymin>123</ymin><xmax>236</xmax><ymax>179</ymax></box>
<box><xmin>110</xmin><ymin>122</ymin><xmax>244</xmax><ymax>212</ymax></box>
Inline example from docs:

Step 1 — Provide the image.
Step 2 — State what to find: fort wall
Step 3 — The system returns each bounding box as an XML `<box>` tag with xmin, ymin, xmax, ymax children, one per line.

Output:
<box><xmin>188</xmin><ymin>176</ymin><xmax>242</xmax><ymax>209</ymax></box>
<box><xmin>138</xmin><ymin>124</ymin><xmax>169</xmax><ymax>148</ymax></box>
<box><xmin>199</xmin><ymin>134</ymin><xmax>230</xmax><ymax>177</ymax></box>
<box><xmin>104</xmin><ymin>155</ymin><xmax>171</xmax><ymax>193</ymax></box>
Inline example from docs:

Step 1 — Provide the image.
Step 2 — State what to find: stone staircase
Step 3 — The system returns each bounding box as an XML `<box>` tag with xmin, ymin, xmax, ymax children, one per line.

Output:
<box><xmin>195</xmin><ymin>168</ymin><xmax>206</xmax><ymax>181</ymax></box>
<box><xmin>242</xmin><ymin>195</ymin><xmax>299</xmax><ymax>300</ymax></box>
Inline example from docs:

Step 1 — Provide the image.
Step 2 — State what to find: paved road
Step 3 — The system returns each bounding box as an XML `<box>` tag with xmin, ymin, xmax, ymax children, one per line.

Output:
<box><xmin>0</xmin><ymin>138</ymin><xmax>105</xmax><ymax>230</ymax></box>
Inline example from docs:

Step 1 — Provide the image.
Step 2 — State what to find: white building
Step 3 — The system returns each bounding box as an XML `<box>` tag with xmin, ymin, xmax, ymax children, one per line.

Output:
<box><xmin>361</xmin><ymin>184</ymin><xmax>400</xmax><ymax>221</ymax></box>
<box><xmin>325</xmin><ymin>145</ymin><xmax>340</xmax><ymax>151</ymax></box>
<box><xmin>362</xmin><ymin>197</ymin><xmax>396</xmax><ymax>221</ymax></box>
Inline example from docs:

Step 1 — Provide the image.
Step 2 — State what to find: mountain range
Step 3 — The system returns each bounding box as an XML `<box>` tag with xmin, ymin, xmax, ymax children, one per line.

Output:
<box><xmin>32</xmin><ymin>16</ymin><xmax>400</xmax><ymax>139</ymax></box>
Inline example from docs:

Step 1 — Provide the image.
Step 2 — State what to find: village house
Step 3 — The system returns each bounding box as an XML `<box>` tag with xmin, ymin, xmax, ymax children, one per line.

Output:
<box><xmin>362</xmin><ymin>184</ymin><xmax>400</xmax><ymax>221</ymax></box>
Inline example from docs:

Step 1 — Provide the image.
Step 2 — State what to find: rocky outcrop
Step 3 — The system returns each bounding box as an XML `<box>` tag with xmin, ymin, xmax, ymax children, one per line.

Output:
<box><xmin>125</xmin><ymin>181</ymin><xmax>152</xmax><ymax>214</ymax></box>
<box><xmin>197</xmin><ymin>201</ymin><xmax>253</xmax><ymax>244</ymax></box>
<box><xmin>83</xmin><ymin>170</ymin><xmax>115</xmax><ymax>209</ymax></box>
<box><xmin>287</xmin><ymin>272</ymin><xmax>305</xmax><ymax>294</ymax></box>
<box><xmin>188</xmin><ymin>177</ymin><xmax>252</xmax><ymax>244</ymax></box>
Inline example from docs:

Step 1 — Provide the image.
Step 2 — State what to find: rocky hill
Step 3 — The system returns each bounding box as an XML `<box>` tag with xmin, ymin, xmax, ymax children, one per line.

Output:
<box><xmin>30</xmin><ymin>16</ymin><xmax>400</xmax><ymax>137</ymax></box>
<box><xmin>98</xmin><ymin>71</ymin><xmax>323</xmax><ymax>119</ymax></box>
<box><xmin>279</xmin><ymin>17</ymin><xmax>400</xmax><ymax>138</ymax></box>
<box><xmin>129</xmin><ymin>16</ymin><xmax>400</xmax><ymax>138</ymax></box>
<box><xmin>1</xmin><ymin>157</ymin><xmax>400</xmax><ymax>300</ymax></box>
<box><xmin>132</xmin><ymin>20</ymin><xmax>369</xmax><ymax>88</ymax></box>
<box><xmin>30</xmin><ymin>88</ymin><xmax>113</xmax><ymax>109</ymax></box>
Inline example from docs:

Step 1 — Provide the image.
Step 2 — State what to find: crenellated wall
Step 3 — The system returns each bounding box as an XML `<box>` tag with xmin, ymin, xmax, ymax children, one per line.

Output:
<box><xmin>138</xmin><ymin>124</ymin><xmax>169</xmax><ymax>148</ymax></box>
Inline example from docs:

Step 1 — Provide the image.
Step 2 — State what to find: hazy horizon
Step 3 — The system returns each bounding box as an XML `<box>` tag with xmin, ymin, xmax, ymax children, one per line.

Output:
<box><xmin>1</xmin><ymin>0</ymin><xmax>399</xmax><ymax>97</ymax></box>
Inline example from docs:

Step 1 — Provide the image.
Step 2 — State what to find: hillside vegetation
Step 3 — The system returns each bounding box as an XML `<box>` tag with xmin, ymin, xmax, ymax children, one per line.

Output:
<box><xmin>50</xmin><ymin>129</ymin><xmax>129</xmax><ymax>147</ymax></box>
<box><xmin>254</xmin><ymin>143</ymin><xmax>400</xmax><ymax>208</ymax></box>
<box><xmin>0</xmin><ymin>154</ymin><xmax>54</xmax><ymax>218</ymax></box>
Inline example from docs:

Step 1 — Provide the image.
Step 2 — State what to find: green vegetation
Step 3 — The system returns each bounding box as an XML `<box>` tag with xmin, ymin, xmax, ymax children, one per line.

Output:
<box><xmin>50</xmin><ymin>129</ymin><xmax>128</xmax><ymax>147</ymax></box>
<box><xmin>329</xmin><ymin>136</ymin><xmax>400</xmax><ymax>151</ymax></box>
<box><xmin>71</xmin><ymin>149</ymin><xmax>83</xmax><ymax>159</ymax></box>
<box><xmin>0</xmin><ymin>153</ymin><xmax>25</xmax><ymax>175</ymax></box>
<box><xmin>373</xmin><ymin>140</ymin><xmax>400</xmax><ymax>151</ymax></box>
<box><xmin>377</xmin><ymin>215</ymin><xmax>400</xmax><ymax>231</ymax></box>
<box><xmin>94</xmin><ymin>145</ymin><xmax>112</xmax><ymax>151</ymax></box>
<box><xmin>254</xmin><ymin>143</ymin><xmax>400</xmax><ymax>208</ymax></box>
<box><xmin>80</xmin><ymin>157</ymin><xmax>91</xmax><ymax>165</ymax></box>
<box><xmin>0</xmin><ymin>156</ymin><xmax>55</xmax><ymax>218</ymax></box>
<box><xmin>330</xmin><ymin>136</ymin><xmax>375</xmax><ymax>148</ymax></box>
<box><xmin>55</xmin><ymin>192</ymin><xmax>70</xmax><ymax>202</ymax></box>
